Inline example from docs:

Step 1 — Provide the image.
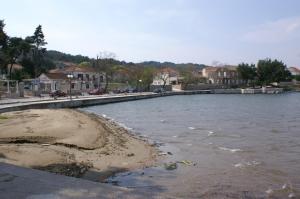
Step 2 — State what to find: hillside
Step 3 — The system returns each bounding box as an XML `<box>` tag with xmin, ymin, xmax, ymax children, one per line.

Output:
<box><xmin>45</xmin><ymin>50</ymin><xmax>206</xmax><ymax>70</ymax></box>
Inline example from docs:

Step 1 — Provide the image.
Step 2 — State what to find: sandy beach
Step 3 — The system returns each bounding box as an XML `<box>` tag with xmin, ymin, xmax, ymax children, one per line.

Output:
<box><xmin>0</xmin><ymin>109</ymin><xmax>157</xmax><ymax>181</ymax></box>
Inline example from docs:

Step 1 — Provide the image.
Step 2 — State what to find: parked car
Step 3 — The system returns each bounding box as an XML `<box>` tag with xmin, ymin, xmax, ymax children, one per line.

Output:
<box><xmin>50</xmin><ymin>90</ymin><xmax>67</xmax><ymax>97</ymax></box>
<box><xmin>88</xmin><ymin>88</ymin><xmax>104</xmax><ymax>95</ymax></box>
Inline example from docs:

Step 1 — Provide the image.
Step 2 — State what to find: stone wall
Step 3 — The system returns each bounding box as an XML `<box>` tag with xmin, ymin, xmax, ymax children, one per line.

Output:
<box><xmin>182</xmin><ymin>84</ymin><xmax>227</xmax><ymax>90</ymax></box>
<box><xmin>150</xmin><ymin>85</ymin><xmax>172</xmax><ymax>92</ymax></box>
<box><xmin>213</xmin><ymin>89</ymin><xmax>241</xmax><ymax>94</ymax></box>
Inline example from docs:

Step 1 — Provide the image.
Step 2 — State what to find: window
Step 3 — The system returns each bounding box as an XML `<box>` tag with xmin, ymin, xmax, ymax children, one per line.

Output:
<box><xmin>71</xmin><ymin>83</ymin><xmax>75</xmax><ymax>89</ymax></box>
<box><xmin>86</xmin><ymin>74</ymin><xmax>89</xmax><ymax>80</ymax></box>
<box><xmin>218</xmin><ymin>72</ymin><xmax>221</xmax><ymax>77</ymax></box>
<box><xmin>78</xmin><ymin>74</ymin><xmax>83</xmax><ymax>80</ymax></box>
<box><xmin>86</xmin><ymin>84</ymin><xmax>89</xmax><ymax>89</ymax></box>
<box><xmin>224</xmin><ymin>71</ymin><xmax>227</xmax><ymax>77</ymax></box>
<box><xmin>100</xmin><ymin>76</ymin><xmax>104</xmax><ymax>82</ymax></box>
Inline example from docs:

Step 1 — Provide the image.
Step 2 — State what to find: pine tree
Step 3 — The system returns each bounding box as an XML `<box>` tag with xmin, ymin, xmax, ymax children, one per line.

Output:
<box><xmin>28</xmin><ymin>25</ymin><xmax>47</xmax><ymax>77</ymax></box>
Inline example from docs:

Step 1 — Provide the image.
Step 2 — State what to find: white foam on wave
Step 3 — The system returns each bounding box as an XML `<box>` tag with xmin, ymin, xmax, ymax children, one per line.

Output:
<box><xmin>188</xmin><ymin>127</ymin><xmax>195</xmax><ymax>130</ymax></box>
<box><xmin>172</xmin><ymin>135</ymin><xmax>178</xmax><ymax>138</ymax></box>
<box><xmin>288</xmin><ymin>193</ymin><xmax>296</xmax><ymax>198</ymax></box>
<box><xmin>218</xmin><ymin>147</ymin><xmax>242</xmax><ymax>153</ymax></box>
<box><xmin>265</xmin><ymin>188</ymin><xmax>274</xmax><ymax>195</ymax></box>
<box><xmin>234</xmin><ymin>163</ymin><xmax>244</xmax><ymax>168</ymax></box>
<box><xmin>234</xmin><ymin>161</ymin><xmax>261</xmax><ymax>168</ymax></box>
<box><xmin>208</xmin><ymin>131</ymin><xmax>215</xmax><ymax>136</ymax></box>
<box><xmin>101</xmin><ymin>114</ymin><xmax>107</xmax><ymax>118</ymax></box>
<box><xmin>282</xmin><ymin>183</ymin><xmax>288</xmax><ymax>190</ymax></box>
<box><xmin>117</xmin><ymin>122</ymin><xmax>133</xmax><ymax>131</ymax></box>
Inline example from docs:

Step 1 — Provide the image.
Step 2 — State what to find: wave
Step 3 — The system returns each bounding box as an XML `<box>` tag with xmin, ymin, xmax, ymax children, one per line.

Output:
<box><xmin>117</xmin><ymin>122</ymin><xmax>133</xmax><ymax>130</ymax></box>
<box><xmin>208</xmin><ymin>131</ymin><xmax>215</xmax><ymax>136</ymax></box>
<box><xmin>234</xmin><ymin>161</ymin><xmax>261</xmax><ymax>168</ymax></box>
<box><xmin>218</xmin><ymin>147</ymin><xmax>242</xmax><ymax>153</ymax></box>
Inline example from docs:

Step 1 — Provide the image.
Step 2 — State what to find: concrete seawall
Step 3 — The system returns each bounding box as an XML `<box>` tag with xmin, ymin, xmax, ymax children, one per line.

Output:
<box><xmin>0</xmin><ymin>90</ymin><xmax>212</xmax><ymax>113</ymax></box>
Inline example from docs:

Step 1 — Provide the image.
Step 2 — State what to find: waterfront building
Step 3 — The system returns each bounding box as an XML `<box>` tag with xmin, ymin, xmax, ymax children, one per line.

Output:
<box><xmin>38</xmin><ymin>64</ymin><xmax>105</xmax><ymax>94</ymax></box>
<box><xmin>201</xmin><ymin>66</ymin><xmax>246</xmax><ymax>85</ymax></box>
<box><xmin>38</xmin><ymin>73</ymin><xmax>69</xmax><ymax>93</ymax></box>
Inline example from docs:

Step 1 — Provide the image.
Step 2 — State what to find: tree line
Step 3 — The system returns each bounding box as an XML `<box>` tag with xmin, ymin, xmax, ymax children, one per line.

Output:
<box><xmin>237</xmin><ymin>59</ymin><xmax>292</xmax><ymax>86</ymax></box>
<box><xmin>0</xmin><ymin>20</ymin><xmax>55</xmax><ymax>80</ymax></box>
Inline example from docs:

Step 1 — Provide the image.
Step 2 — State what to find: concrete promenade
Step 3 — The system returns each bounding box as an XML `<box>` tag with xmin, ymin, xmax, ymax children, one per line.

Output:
<box><xmin>0</xmin><ymin>90</ymin><xmax>211</xmax><ymax>113</ymax></box>
<box><xmin>0</xmin><ymin>163</ymin><xmax>160</xmax><ymax>199</ymax></box>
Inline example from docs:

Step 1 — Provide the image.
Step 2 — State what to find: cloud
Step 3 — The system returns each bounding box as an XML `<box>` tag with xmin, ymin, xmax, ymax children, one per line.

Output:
<box><xmin>242</xmin><ymin>16</ymin><xmax>300</xmax><ymax>43</ymax></box>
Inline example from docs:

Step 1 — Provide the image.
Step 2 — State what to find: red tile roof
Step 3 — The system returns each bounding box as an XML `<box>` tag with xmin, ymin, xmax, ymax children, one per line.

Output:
<box><xmin>44</xmin><ymin>73</ymin><xmax>68</xmax><ymax>80</ymax></box>
<box><xmin>289</xmin><ymin>67</ymin><xmax>300</xmax><ymax>72</ymax></box>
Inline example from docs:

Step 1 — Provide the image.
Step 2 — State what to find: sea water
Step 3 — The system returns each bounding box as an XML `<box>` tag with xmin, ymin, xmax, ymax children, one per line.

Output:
<box><xmin>81</xmin><ymin>93</ymin><xmax>300</xmax><ymax>198</ymax></box>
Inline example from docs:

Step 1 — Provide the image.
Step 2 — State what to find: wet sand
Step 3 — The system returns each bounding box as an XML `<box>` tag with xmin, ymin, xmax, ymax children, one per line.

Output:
<box><xmin>0</xmin><ymin>109</ymin><xmax>157</xmax><ymax>181</ymax></box>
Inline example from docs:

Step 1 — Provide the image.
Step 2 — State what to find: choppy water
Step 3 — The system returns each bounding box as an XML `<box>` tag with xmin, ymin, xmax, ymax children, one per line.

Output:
<box><xmin>81</xmin><ymin>93</ymin><xmax>300</xmax><ymax>198</ymax></box>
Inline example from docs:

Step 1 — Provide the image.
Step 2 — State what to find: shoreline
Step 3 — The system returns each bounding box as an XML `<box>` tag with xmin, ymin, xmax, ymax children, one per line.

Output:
<box><xmin>1</xmin><ymin>89</ymin><xmax>295</xmax><ymax>114</ymax></box>
<box><xmin>0</xmin><ymin>108</ymin><xmax>159</xmax><ymax>182</ymax></box>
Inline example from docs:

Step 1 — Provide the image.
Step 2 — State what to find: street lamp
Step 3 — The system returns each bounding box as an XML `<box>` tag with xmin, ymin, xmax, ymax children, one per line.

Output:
<box><xmin>138</xmin><ymin>79</ymin><xmax>142</xmax><ymax>92</ymax></box>
<box><xmin>67</xmin><ymin>74</ymin><xmax>74</xmax><ymax>100</ymax></box>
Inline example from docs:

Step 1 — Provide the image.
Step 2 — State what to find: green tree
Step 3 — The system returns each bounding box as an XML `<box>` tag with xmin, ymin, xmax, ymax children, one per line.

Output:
<box><xmin>294</xmin><ymin>75</ymin><xmax>300</xmax><ymax>81</ymax></box>
<box><xmin>0</xmin><ymin>20</ymin><xmax>7</xmax><ymax>48</ymax></box>
<box><xmin>26</xmin><ymin>25</ymin><xmax>47</xmax><ymax>77</ymax></box>
<box><xmin>78</xmin><ymin>61</ymin><xmax>91</xmax><ymax>67</ymax></box>
<box><xmin>141</xmin><ymin>67</ymin><xmax>155</xmax><ymax>91</ymax></box>
<box><xmin>95</xmin><ymin>52</ymin><xmax>119</xmax><ymax>92</ymax></box>
<box><xmin>237</xmin><ymin>63</ymin><xmax>257</xmax><ymax>86</ymax></box>
<box><xmin>6</xmin><ymin>37</ymin><xmax>31</xmax><ymax>79</ymax></box>
<box><xmin>0</xmin><ymin>20</ymin><xmax>8</xmax><ymax>74</ymax></box>
<box><xmin>126</xmin><ymin>65</ymin><xmax>155</xmax><ymax>91</ymax></box>
<box><xmin>257</xmin><ymin>58</ymin><xmax>291</xmax><ymax>85</ymax></box>
<box><xmin>179</xmin><ymin>66</ymin><xmax>205</xmax><ymax>88</ymax></box>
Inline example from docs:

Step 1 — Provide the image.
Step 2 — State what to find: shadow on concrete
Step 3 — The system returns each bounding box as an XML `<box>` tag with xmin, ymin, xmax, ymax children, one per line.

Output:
<box><xmin>0</xmin><ymin>162</ymin><xmax>168</xmax><ymax>199</ymax></box>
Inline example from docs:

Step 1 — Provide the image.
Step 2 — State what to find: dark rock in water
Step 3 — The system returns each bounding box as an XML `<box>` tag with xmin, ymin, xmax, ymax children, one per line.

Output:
<box><xmin>110</xmin><ymin>180</ymin><xmax>119</xmax><ymax>186</ymax></box>
<box><xmin>164</xmin><ymin>162</ymin><xmax>177</xmax><ymax>170</ymax></box>
<box><xmin>33</xmin><ymin>162</ymin><xmax>92</xmax><ymax>178</ymax></box>
<box><xmin>167</xmin><ymin>152</ymin><xmax>173</xmax><ymax>155</ymax></box>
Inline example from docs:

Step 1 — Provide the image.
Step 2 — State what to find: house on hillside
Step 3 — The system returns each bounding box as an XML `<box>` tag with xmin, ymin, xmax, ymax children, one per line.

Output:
<box><xmin>201</xmin><ymin>66</ymin><xmax>246</xmax><ymax>85</ymax></box>
<box><xmin>152</xmin><ymin>67</ymin><xmax>183</xmax><ymax>86</ymax></box>
<box><xmin>288</xmin><ymin>67</ymin><xmax>300</xmax><ymax>76</ymax></box>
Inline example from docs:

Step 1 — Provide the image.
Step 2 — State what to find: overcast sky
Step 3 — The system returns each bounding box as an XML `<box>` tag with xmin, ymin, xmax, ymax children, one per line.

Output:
<box><xmin>2</xmin><ymin>0</ymin><xmax>300</xmax><ymax>66</ymax></box>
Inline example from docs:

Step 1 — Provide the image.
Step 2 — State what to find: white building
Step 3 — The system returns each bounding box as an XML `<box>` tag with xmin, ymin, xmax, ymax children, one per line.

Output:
<box><xmin>288</xmin><ymin>67</ymin><xmax>300</xmax><ymax>76</ymax></box>
<box><xmin>152</xmin><ymin>68</ymin><xmax>181</xmax><ymax>86</ymax></box>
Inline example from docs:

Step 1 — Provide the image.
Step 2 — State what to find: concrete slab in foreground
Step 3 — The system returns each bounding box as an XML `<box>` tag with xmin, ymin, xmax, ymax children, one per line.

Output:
<box><xmin>0</xmin><ymin>163</ymin><xmax>160</xmax><ymax>199</ymax></box>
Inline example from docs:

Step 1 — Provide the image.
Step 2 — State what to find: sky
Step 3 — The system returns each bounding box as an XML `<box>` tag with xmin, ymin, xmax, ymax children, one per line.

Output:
<box><xmin>1</xmin><ymin>0</ymin><xmax>300</xmax><ymax>66</ymax></box>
